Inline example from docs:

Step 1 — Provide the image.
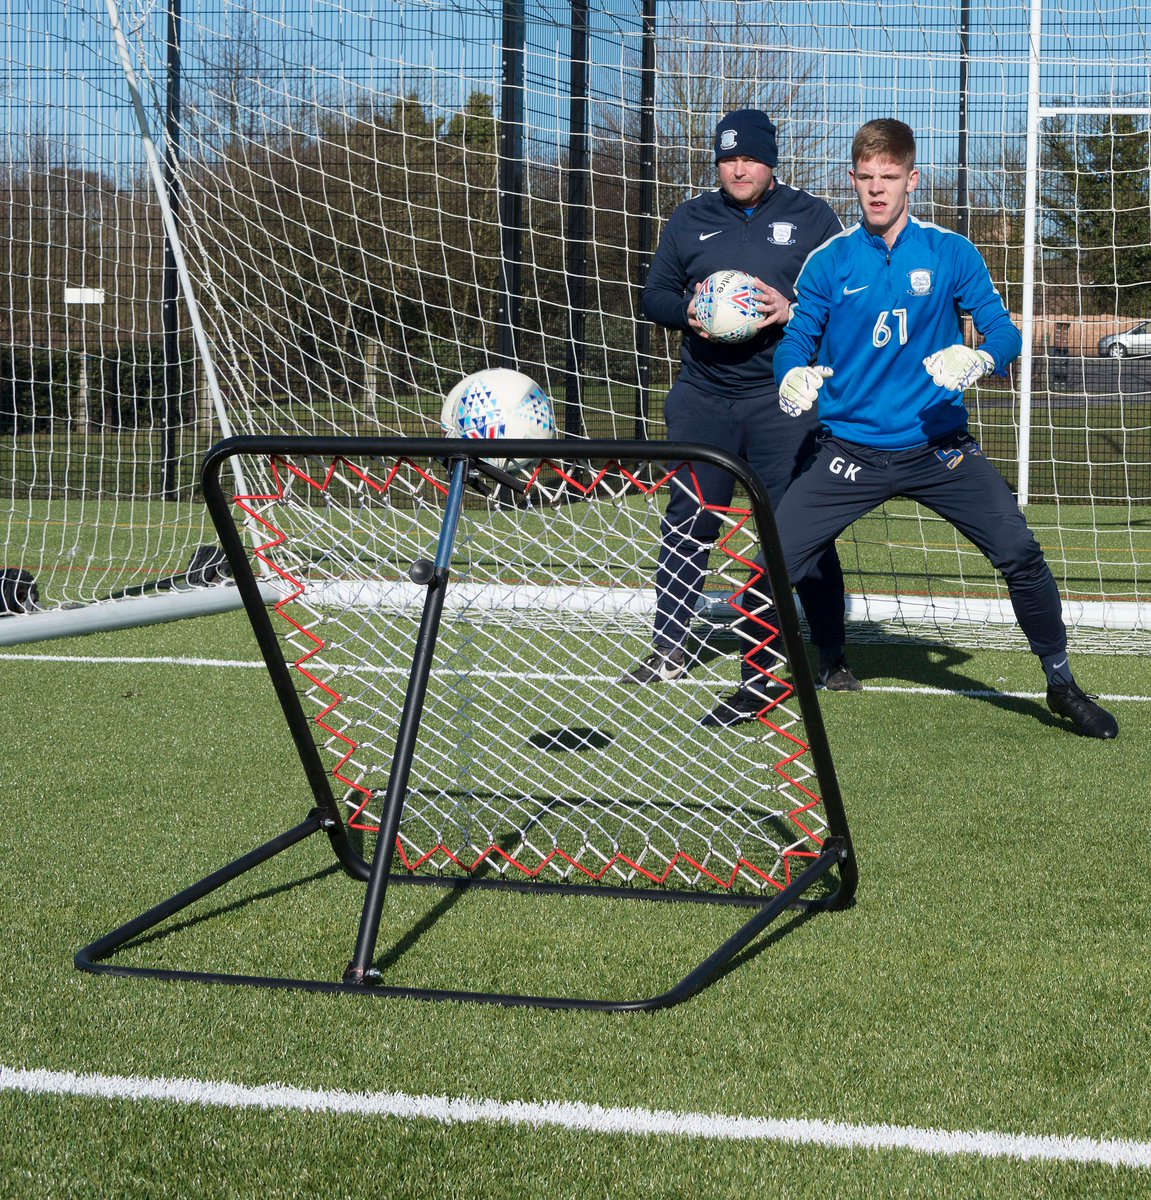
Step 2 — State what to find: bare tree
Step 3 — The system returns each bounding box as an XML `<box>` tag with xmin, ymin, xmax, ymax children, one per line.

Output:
<box><xmin>654</xmin><ymin>26</ymin><xmax>832</xmax><ymax>201</ymax></box>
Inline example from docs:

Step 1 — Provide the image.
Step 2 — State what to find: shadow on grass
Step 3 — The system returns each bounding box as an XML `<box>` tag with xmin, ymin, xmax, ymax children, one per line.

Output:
<box><xmin>836</xmin><ymin>639</ymin><xmax>1062</xmax><ymax>727</ymax></box>
<box><xmin>373</xmin><ymin>878</ymin><xmax>836</xmax><ymax>1007</ymax></box>
<box><xmin>687</xmin><ymin>621</ymin><xmax>1063</xmax><ymax>729</ymax></box>
<box><xmin>114</xmin><ymin>860</ymin><xmax>346</xmax><ymax>953</ymax></box>
<box><xmin>103</xmin><ymin>836</ymin><xmax>840</xmax><ymax>1007</ymax></box>
<box><xmin>708</xmin><ymin>904</ymin><xmax>822</xmax><ymax>990</ymax></box>
<box><xmin>371</xmin><ymin>876</ymin><xmax>474</xmax><ymax>975</ymax></box>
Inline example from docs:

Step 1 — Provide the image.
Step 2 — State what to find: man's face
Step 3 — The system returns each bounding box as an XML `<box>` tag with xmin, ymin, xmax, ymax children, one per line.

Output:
<box><xmin>850</xmin><ymin>155</ymin><xmax>919</xmax><ymax>242</ymax></box>
<box><xmin>717</xmin><ymin>156</ymin><xmax>774</xmax><ymax>207</ymax></box>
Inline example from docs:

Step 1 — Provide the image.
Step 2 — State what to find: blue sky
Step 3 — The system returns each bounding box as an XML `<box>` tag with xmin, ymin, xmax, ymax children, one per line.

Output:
<box><xmin>3</xmin><ymin>0</ymin><xmax>1147</xmax><ymax>181</ymax></box>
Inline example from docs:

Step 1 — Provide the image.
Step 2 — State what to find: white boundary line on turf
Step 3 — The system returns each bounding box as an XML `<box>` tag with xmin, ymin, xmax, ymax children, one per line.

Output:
<box><xmin>0</xmin><ymin>652</ymin><xmax>1147</xmax><ymax>704</ymax></box>
<box><xmin>0</xmin><ymin>652</ymin><xmax>266</xmax><ymax>667</ymax></box>
<box><xmin>1</xmin><ymin>1065</ymin><xmax>1148</xmax><ymax>1169</ymax></box>
<box><xmin>857</xmin><ymin>684</ymin><xmax>1150</xmax><ymax>703</ymax></box>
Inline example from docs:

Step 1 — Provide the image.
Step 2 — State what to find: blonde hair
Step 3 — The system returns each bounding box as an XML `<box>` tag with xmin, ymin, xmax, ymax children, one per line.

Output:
<box><xmin>851</xmin><ymin>119</ymin><xmax>916</xmax><ymax>168</ymax></box>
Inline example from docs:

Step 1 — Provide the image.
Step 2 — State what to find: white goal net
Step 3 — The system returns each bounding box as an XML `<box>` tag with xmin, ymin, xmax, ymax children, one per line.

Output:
<box><xmin>3</xmin><ymin>0</ymin><xmax>1148</xmax><ymax>648</ymax></box>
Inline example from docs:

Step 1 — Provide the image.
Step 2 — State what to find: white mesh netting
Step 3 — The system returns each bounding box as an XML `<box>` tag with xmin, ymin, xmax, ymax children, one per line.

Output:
<box><xmin>221</xmin><ymin>448</ymin><xmax>836</xmax><ymax>896</ymax></box>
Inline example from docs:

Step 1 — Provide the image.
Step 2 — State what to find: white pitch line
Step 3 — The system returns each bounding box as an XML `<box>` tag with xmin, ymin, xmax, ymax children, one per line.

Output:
<box><xmin>856</xmin><ymin>684</ymin><xmax>1151</xmax><ymax>703</ymax></box>
<box><xmin>0</xmin><ymin>654</ymin><xmax>1147</xmax><ymax>705</ymax></box>
<box><xmin>1</xmin><ymin>1065</ymin><xmax>1149</xmax><ymax>1169</ymax></box>
<box><xmin>0</xmin><ymin>652</ymin><xmax>266</xmax><ymax>668</ymax></box>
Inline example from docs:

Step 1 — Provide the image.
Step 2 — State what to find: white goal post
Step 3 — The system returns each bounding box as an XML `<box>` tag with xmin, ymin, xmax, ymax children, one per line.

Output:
<box><xmin>2</xmin><ymin>0</ymin><xmax>1148</xmax><ymax>648</ymax></box>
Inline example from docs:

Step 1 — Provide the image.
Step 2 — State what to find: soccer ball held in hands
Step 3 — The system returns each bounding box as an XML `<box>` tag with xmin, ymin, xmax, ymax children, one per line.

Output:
<box><xmin>694</xmin><ymin>270</ymin><xmax>763</xmax><ymax>343</ymax></box>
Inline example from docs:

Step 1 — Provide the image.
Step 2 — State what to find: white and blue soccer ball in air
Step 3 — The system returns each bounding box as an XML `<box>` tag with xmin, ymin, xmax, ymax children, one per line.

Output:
<box><xmin>440</xmin><ymin>368</ymin><xmax>559</xmax><ymax>474</ymax></box>
<box><xmin>694</xmin><ymin>269</ymin><xmax>762</xmax><ymax>343</ymax></box>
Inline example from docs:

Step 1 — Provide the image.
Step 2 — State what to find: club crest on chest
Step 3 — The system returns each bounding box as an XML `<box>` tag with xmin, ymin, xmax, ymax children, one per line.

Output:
<box><xmin>907</xmin><ymin>268</ymin><xmax>934</xmax><ymax>296</ymax></box>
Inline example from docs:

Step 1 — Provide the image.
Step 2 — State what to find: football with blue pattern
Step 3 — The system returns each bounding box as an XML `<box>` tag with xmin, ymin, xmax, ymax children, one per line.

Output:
<box><xmin>694</xmin><ymin>269</ymin><xmax>762</xmax><ymax>343</ymax></box>
<box><xmin>441</xmin><ymin>368</ymin><xmax>559</xmax><ymax>474</ymax></box>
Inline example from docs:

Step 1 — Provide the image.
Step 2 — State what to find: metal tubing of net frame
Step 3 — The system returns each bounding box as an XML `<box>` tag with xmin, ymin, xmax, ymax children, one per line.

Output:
<box><xmin>75</xmin><ymin>436</ymin><xmax>857</xmax><ymax>1011</ymax></box>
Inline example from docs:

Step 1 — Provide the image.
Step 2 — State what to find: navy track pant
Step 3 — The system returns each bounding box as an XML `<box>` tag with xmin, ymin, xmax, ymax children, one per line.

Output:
<box><xmin>654</xmin><ymin>379</ymin><xmax>847</xmax><ymax>653</ymax></box>
<box><xmin>740</xmin><ymin>428</ymin><xmax>1067</xmax><ymax>677</ymax></box>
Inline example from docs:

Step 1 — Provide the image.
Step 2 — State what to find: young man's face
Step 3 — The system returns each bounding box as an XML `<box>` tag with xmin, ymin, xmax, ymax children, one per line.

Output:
<box><xmin>850</xmin><ymin>155</ymin><xmax>919</xmax><ymax>243</ymax></box>
<box><xmin>717</xmin><ymin>156</ymin><xmax>774</xmax><ymax>208</ymax></box>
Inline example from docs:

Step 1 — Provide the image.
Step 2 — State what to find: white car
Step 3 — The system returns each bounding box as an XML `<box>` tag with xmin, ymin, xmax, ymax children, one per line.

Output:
<box><xmin>1098</xmin><ymin>321</ymin><xmax>1151</xmax><ymax>358</ymax></box>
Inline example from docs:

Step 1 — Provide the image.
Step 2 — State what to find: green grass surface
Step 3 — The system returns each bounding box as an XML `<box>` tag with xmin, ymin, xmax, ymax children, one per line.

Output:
<box><xmin>0</xmin><ymin>613</ymin><xmax>1148</xmax><ymax>1196</ymax></box>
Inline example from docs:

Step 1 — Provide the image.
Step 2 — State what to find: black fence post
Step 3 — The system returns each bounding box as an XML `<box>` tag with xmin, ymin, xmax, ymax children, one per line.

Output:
<box><xmin>497</xmin><ymin>0</ymin><xmax>526</xmax><ymax>369</ymax></box>
<box><xmin>635</xmin><ymin>0</ymin><xmax>657</xmax><ymax>439</ymax></box>
<box><xmin>563</xmin><ymin>0</ymin><xmax>590</xmax><ymax>438</ymax></box>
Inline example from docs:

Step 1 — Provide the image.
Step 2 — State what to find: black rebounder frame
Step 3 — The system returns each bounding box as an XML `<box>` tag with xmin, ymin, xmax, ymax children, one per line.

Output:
<box><xmin>76</xmin><ymin>436</ymin><xmax>858</xmax><ymax>1011</ymax></box>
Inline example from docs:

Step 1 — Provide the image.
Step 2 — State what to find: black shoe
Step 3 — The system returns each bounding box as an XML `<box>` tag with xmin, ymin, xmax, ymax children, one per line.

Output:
<box><xmin>1046</xmin><ymin>682</ymin><xmax>1118</xmax><ymax>739</ymax></box>
<box><xmin>819</xmin><ymin>656</ymin><xmax>863</xmax><ymax>691</ymax></box>
<box><xmin>700</xmin><ymin>686</ymin><xmax>775</xmax><ymax>728</ymax></box>
<box><xmin>620</xmin><ymin>647</ymin><xmax>687</xmax><ymax>684</ymax></box>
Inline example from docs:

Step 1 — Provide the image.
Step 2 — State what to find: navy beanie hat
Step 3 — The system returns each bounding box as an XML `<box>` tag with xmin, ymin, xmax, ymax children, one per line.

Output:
<box><xmin>714</xmin><ymin>110</ymin><xmax>778</xmax><ymax>167</ymax></box>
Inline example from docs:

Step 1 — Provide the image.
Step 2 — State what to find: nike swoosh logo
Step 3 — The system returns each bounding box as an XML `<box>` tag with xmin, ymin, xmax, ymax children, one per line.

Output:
<box><xmin>843</xmin><ymin>285</ymin><xmax>868</xmax><ymax>295</ymax></box>
<box><xmin>698</xmin><ymin>231</ymin><xmax>722</xmax><ymax>241</ymax></box>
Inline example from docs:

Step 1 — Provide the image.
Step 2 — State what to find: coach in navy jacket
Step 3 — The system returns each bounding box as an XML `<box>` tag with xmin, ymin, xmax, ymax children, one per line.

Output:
<box><xmin>621</xmin><ymin>109</ymin><xmax>858</xmax><ymax>697</ymax></box>
<box><xmin>642</xmin><ymin>161</ymin><xmax>840</xmax><ymax>396</ymax></box>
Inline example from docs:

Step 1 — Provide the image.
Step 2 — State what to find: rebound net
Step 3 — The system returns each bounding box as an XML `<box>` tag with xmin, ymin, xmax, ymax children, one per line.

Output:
<box><xmin>78</xmin><ymin>437</ymin><xmax>855</xmax><ymax>1010</ymax></box>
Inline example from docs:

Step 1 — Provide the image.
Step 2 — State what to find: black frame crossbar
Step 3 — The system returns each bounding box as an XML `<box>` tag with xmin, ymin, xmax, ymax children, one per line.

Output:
<box><xmin>76</xmin><ymin>437</ymin><xmax>858</xmax><ymax>1011</ymax></box>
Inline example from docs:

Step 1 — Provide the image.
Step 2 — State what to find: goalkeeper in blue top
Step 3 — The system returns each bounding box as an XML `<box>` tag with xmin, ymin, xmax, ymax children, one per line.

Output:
<box><xmin>704</xmin><ymin>118</ymin><xmax>1118</xmax><ymax>738</ymax></box>
<box><xmin>622</xmin><ymin>109</ymin><xmax>858</xmax><ymax>694</ymax></box>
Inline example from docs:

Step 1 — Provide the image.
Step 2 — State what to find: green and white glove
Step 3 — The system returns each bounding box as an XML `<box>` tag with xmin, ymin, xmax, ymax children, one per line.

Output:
<box><xmin>779</xmin><ymin>365</ymin><xmax>834</xmax><ymax>417</ymax></box>
<box><xmin>923</xmin><ymin>345</ymin><xmax>994</xmax><ymax>390</ymax></box>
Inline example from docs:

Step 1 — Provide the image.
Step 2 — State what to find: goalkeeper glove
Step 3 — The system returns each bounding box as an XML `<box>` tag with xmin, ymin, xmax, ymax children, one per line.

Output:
<box><xmin>779</xmin><ymin>365</ymin><xmax>834</xmax><ymax>417</ymax></box>
<box><xmin>923</xmin><ymin>345</ymin><xmax>995</xmax><ymax>390</ymax></box>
